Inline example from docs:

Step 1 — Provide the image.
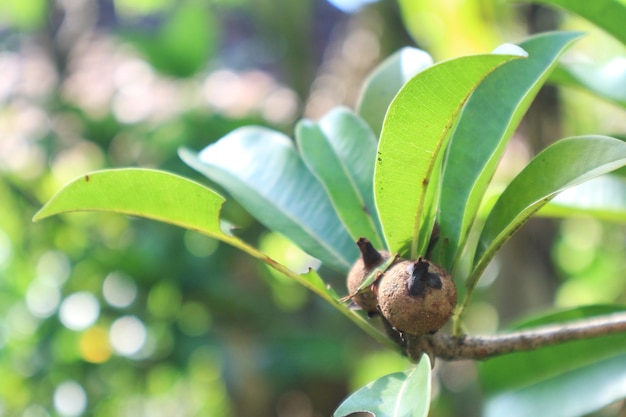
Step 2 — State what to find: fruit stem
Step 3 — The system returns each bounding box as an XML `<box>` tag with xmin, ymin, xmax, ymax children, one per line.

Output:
<box><xmin>356</xmin><ymin>237</ymin><xmax>383</xmax><ymax>268</ymax></box>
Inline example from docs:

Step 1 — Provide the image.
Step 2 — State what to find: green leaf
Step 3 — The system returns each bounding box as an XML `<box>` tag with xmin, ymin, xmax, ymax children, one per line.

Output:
<box><xmin>539</xmin><ymin>175</ymin><xmax>626</xmax><ymax>222</ymax></box>
<box><xmin>179</xmin><ymin>127</ymin><xmax>358</xmax><ymax>272</ymax></box>
<box><xmin>333</xmin><ymin>356</ymin><xmax>431</xmax><ymax>417</ymax></box>
<box><xmin>374</xmin><ymin>52</ymin><xmax>524</xmax><ymax>259</ymax></box>
<box><xmin>318</xmin><ymin>108</ymin><xmax>382</xmax><ymax>234</ymax></box>
<box><xmin>481</xmin><ymin>306</ymin><xmax>626</xmax><ymax>417</ymax></box>
<box><xmin>485</xmin><ymin>353</ymin><xmax>626</xmax><ymax>417</ymax></box>
<box><xmin>550</xmin><ymin>60</ymin><xmax>626</xmax><ymax>108</ymax></box>
<box><xmin>33</xmin><ymin>168</ymin><xmax>397</xmax><ymax>349</ymax></box>
<box><xmin>471</xmin><ymin>136</ymin><xmax>626</xmax><ymax>287</ymax></box>
<box><xmin>297</xmin><ymin>108</ymin><xmax>383</xmax><ymax>248</ymax></box>
<box><xmin>357</xmin><ymin>47</ymin><xmax>434</xmax><ymax>137</ymax></box>
<box><xmin>436</xmin><ymin>32</ymin><xmax>581</xmax><ymax>270</ymax></box>
<box><xmin>480</xmin><ymin>305</ymin><xmax>626</xmax><ymax>394</ymax></box>
<box><xmin>34</xmin><ymin>168</ymin><xmax>225</xmax><ymax>233</ymax></box>
<box><xmin>519</xmin><ymin>0</ymin><xmax>626</xmax><ymax>45</ymax></box>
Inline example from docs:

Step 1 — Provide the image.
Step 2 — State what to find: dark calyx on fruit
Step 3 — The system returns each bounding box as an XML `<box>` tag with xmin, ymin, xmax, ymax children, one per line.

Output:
<box><xmin>346</xmin><ymin>238</ymin><xmax>390</xmax><ymax>313</ymax></box>
<box><xmin>407</xmin><ymin>258</ymin><xmax>442</xmax><ymax>297</ymax></box>
<box><xmin>377</xmin><ymin>258</ymin><xmax>456</xmax><ymax>336</ymax></box>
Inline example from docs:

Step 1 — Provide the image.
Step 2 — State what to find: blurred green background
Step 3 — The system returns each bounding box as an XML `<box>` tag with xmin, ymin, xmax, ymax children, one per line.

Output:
<box><xmin>1</xmin><ymin>0</ymin><xmax>624</xmax><ymax>416</ymax></box>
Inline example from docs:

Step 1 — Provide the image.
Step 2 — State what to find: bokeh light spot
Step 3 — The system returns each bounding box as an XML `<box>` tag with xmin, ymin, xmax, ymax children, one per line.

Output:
<box><xmin>51</xmin><ymin>141</ymin><xmax>104</xmax><ymax>185</ymax></box>
<box><xmin>463</xmin><ymin>302</ymin><xmax>499</xmax><ymax>334</ymax></box>
<box><xmin>183</xmin><ymin>231</ymin><xmax>219</xmax><ymax>258</ymax></box>
<box><xmin>53</xmin><ymin>381</ymin><xmax>87</xmax><ymax>417</ymax></box>
<box><xmin>22</xmin><ymin>404</ymin><xmax>50</xmax><ymax>417</ymax></box>
<box><xmin>102</xmin><ymin>271</ymin><xmax>137</xmax><ymax>308</ymax></box>
<box><xmin>561</xmin><ymin>217</ymin><xmax>603</xmax><ymax>251</ymax></box>
<box><xmin>177</xmin><ymin>301</ymin><xmax>211</xmax><ymax>336</ymax></box>
<box><xmin>59</xmin><ymin>292</ymin><xmax>100</xmax><ymax>331</ymax></box>
<box><xmin>36</xmin><ymin>250</ymin><xmax>71</xmax><ymax>286</ymax></box>
<box><xmin>188</xmin><ymin>346</ymin><xmax>222</xmax><ymax>383</ymax></box>
<box><xmin>147</xmin><ymin>364</ymin><xmax>181</xmax><ymax>395</ymax></box>
<box><xmin>26</xmin><ymin>281</ymin><xmax>61</xmax><ymax>318</ymax></box>
<box><xmin>148</xmin><ymin>282</ymin><xmax>182</xmax><ymax>319</ymax></box>
<box><xmin>6</xmin><ymin>303</ymin><xmax>39</xmax><ymax>340</ymax></box>
<box><xmin>350</xmin><ymin>350</ymin><xmax>410</xmax><ymax>389</ymax></box>
<box><xmin>79</xmin><ymin>325</ymin><xmax>112</xmax><ymax>363</ymax></box>
<box><xmin>110</xmin><ymin>315</ymin><xmax>146</xmax><ymax>356</ymax></box>
<box><xmin>260</xmin><ymin>87</ymin><xmax>298</xmax><ymax>124</ymax></box>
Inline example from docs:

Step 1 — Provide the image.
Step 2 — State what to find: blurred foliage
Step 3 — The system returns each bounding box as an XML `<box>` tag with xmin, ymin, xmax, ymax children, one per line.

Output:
<box><xmin>0</xmin><ymin>0</ymin><xmax>624</xmax><ymax>417</ymax></box>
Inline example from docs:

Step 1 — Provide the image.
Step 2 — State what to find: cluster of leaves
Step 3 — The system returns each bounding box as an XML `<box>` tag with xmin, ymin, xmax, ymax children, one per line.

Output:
<box><xmin>2</xmin><ymin>1</ymin><xmax>380</xmax><ymax>415</ymax></box>
<box><xmin>33</xmin><ymin>1</ymin><xmax>626</xmax><ymax>416</ymax></box>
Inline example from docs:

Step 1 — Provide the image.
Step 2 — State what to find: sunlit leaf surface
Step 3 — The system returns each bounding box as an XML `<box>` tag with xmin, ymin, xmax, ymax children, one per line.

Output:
<box><xmin>374</xmin><ymin>53</ymin><xmax>522</xmax><ymax>259</ymax></box>
<box><xmin>33</xmin><ymin>168</ymin><xmax>395</xmax><ymax>348</ymax></box>
<box><xmin>436</xmin><ymin>32</ymin><xmax>581</xmax><ymax>270</ymax></box>
<box><xmin>471</xmin><ymin>136</ymin><xmax>626</xmax><ymax>287</ymax></box>
<box><xmin>357</xmin><ymin>47</ymin><xmax>434</xmax><ymax>137</ymax></box>
<box><xmin>34</xmin><ymin>168</ymin><xmax>226</xmax><ymax>234</ymax></box>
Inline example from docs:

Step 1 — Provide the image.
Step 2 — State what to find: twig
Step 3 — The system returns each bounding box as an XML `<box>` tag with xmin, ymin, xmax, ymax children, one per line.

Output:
<box><xmin>404</xmin><ymin>311</ymin><xmax>626</xmax><ymax>362</ymax></box>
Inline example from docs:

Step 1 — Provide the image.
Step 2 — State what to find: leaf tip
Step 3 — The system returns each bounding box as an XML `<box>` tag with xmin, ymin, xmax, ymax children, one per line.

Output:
<box><xmin>177</xmin><ymin>146</ymin><xmax>196</xmax><ymax>164</ymax></box>
<box><xmin>32</xmin><ymin>200</ymin><xmax>57</xmax><ymax>222</ymax></box>
<box><xmin>32</xmin><ymin>209</ymin><xmax>46</xmax><ymax>222</ymax></box>
<box><xmin>492</xmin><ymin>43</ymin><xmax>528</xmax><ymax>58</ymax></box>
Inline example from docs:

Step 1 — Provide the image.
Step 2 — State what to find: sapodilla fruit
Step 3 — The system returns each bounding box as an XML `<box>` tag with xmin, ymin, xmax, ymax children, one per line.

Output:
<box><xmin>377</xmin><ymin>257</ymin><xmax>456</xmax><ymax>335</ymax></box>
<box><xmin>346</xmin><ymin>238</ymin><xmax>392</xmax><ymax>313</ymax></box>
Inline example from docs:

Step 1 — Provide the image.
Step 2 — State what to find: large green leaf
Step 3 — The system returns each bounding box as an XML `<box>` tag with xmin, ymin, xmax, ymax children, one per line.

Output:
<box><xmin>485</xmin><ymin>353</ymin><xmax>626</xmax><ymax>417</ymax></box>
<box><xmin>539</xmin><ymin>174</ymin><xmax>626</xmax><ymax>222</ymax></box>
<box><xmin>357</xmin><ymin>47</ymin><xmax>434</xmax><ymax>137</ymax></box>
<box><xmin>436</xmin><ymin>32</ymin><xmax>581</xmax><ymax>270</ymax></box>
<box><xmin>296</xmin><ymin>109</ymin><xmax>383</xmax><ymax>248</ymax></box>
<box><xmin>333</xmin><ymin>356</ymin><xmax>431</xmax><ymax>417</ymax></box>
<box><xmin>374</xmin><ymin>52</ymin><xmax>524</xmax><ymax>259</ymax></box>
<box><xmin>33</xmin><ymin>168</ymin><xmax>395</xmax><ymax>348</ymax></box>
<box><xmin>33</xmin><ymin>169</ymin><xmax>322</xmax><ymax>291</ymax></box>
<box><xmin>519</xmin><ymin>0</ymin><xmax>626</xmax><ymax>45</ymax></box>
<box><xmin>471</xmin><ymin>136</ymin><xmax>626</xmax><ymax>288</ymax></box>
<box><xmin>481</xmin><ymin>306</ymin><xmax>626</xmax><ymax>417</ymax></box>
<box><xmin>479</xmin><ymin>305</ymin><xmax>626</xmax><ymax>394</ymax></box>
<box><xmin>34</xmin><ymin>169</ymin><xmax>225</xmax><ymax>234</ymax></box>
<box><xmin>550</xmin><ymin>60</ymin><xmax>626</xmax><ymax>108</ymax></box>
<box><xmin>179</xmin><ymin>127</ymin><xmax>358</xmax><ymax>272</ymax></box>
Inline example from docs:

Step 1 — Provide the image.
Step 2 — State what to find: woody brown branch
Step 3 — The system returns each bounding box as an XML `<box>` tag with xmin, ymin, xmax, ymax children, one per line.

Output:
<box><xmin>404</xmin><ymin>311</ymin><xmax>626</xmax><ymax>362</ymax></box>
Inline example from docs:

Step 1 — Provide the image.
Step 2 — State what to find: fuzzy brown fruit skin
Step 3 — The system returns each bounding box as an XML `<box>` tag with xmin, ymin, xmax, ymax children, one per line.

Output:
<box><xmin>377</xmin><ymin>259</ymin><xmax>456</xmax><ymax>335</ymax></box>
<box><xmin>345</xmin><ymin>238</ymin><xmax>392</xmax><ymax>313</ymax></box>
<box><xmin>346</xmin><ymin>249</ymin><xmax>391</xmax><ymax>313</ymax></box>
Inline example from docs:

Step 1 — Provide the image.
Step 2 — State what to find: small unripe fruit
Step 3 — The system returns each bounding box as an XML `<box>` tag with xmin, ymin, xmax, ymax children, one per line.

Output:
<box><xmin>346</xmin><ymin>238</ymin><xmax>391</xmax><ymax>313</ymax></box>
<box><xmin>377</xmin><ymin>258</ymin><xmax>456</xmax><ymax>335</ymax></box>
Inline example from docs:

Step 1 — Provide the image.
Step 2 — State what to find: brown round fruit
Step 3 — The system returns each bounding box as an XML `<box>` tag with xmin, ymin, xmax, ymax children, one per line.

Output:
<box><xmin>346</xmin><ymin>238</ymin><xmax>391</xmax><ymax>313</ymax></box>
<box><xmin>377</xmin><ymin>258</ymin><xmax>456</xmax><ymax>335</ymax></box>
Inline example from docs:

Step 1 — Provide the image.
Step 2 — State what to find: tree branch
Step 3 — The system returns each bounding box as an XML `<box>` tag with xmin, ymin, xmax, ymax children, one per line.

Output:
<box><xmin>404</xmin><ymin>311</ymin><xmax>626</xmax><ymax>362</ymax></box>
